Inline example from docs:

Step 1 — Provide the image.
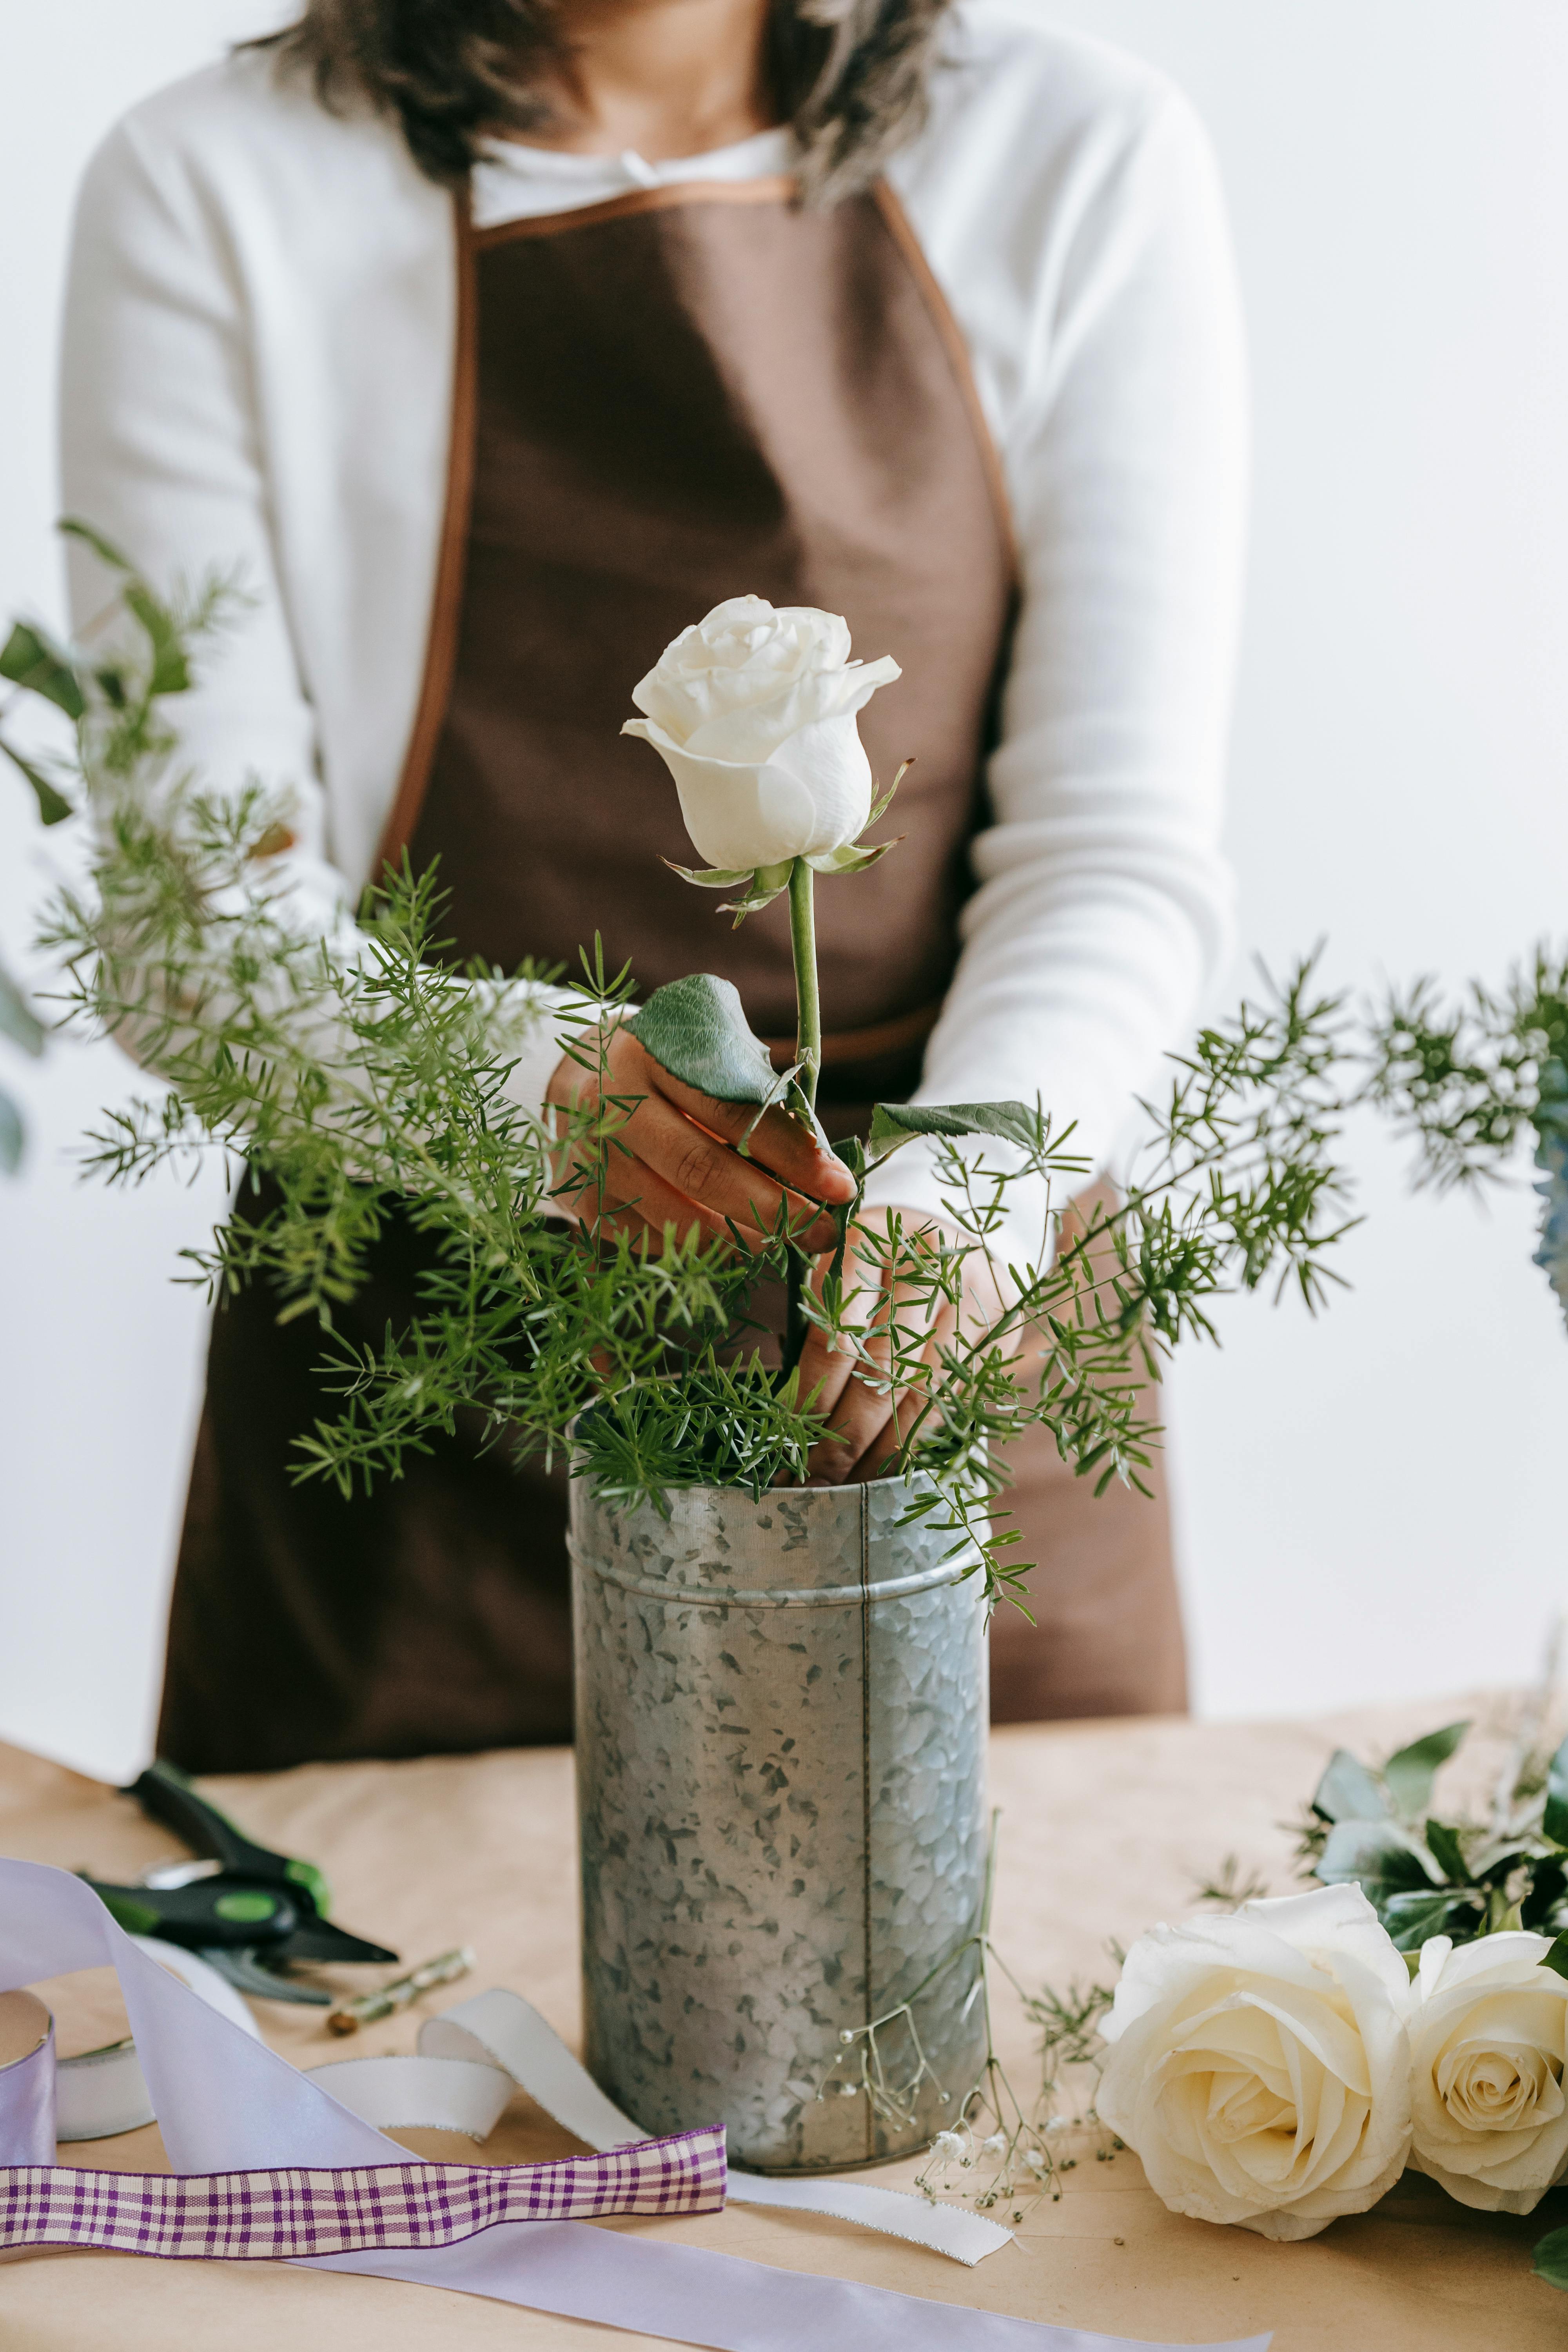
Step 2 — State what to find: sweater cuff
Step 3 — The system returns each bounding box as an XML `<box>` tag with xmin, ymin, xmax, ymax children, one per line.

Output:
<box><xmin>857</xmin><ymin>1135</ymin><xmax>1055</xmax><ymax>1296</ymax></box>
<box><xmin>493</xmin><ymin>981</ymin><xmax>589</xmax><ymax>1129</ymax></box>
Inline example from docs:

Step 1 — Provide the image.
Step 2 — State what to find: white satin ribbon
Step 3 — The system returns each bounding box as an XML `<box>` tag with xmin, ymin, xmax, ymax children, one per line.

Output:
<box><xmin>312</xmin><ymin>2031</ymin><xmax>1009</xmax><ymax>2259</ymax></box>
<box><xmin>56</xmin><ymin>1937</ymin><xmax>260</xmax><ymax>2141</ymax></box>
<box><xmin>0</xmin><ymin>1859</ymin><xmax>1270</xmax><ymax>2352</ymax></box>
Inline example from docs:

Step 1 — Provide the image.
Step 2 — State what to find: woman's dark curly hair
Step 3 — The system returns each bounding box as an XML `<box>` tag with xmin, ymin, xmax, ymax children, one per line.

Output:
<box><xmin>249</xmin><ymin>0</ymin><xmax>950</xmax><ymax>203</ymax></box>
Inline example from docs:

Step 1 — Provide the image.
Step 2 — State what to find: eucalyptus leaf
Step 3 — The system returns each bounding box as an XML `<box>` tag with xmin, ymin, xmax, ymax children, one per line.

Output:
<box><xmin>865</xmin><ymin>1100</ymin><xmax>1042</xmax><ymax>1167</ymax></box>
<box><xmin>1543</xmin><ymin>1733</ymin><xmax>1568</xmax><ymax>1848</ymax></box>
<box><xmin>0</xmin><ymin>622</ymin><xmax>84</xmax><ymax>721</ymax></box>
<box><xmin>0</xmin><ymin>734</ymin><xmax>73</xmax><ymax>825</ymax></box>
<box><xmin>1316</xmin><ymin>1817</ymin><xmax>1439</xmax><ymax>1900</ymax></box>
<box><xmin>628</xmin><ymin>974</ymin><xmax>779</xmax><ymax>1106</ymax></box>
<box><xmin>0</xmin><ymin>1088</ymin><xmax>22</xmax><ymax>1176</ymax></box>
<box><xmin>1382</xmin><ymin>1720</ymin><xmax>1470</xmax><ymax>1818</ymax></box>
<box><xmin>1311</xmin><ymin>1748</ymin><xmax>1392</xmax><ymax>1825</ymax></box>
<box><xmin>0</xmin><ymin>962</ymin><xmax>44</xmax><ymax>1056</ymax></box>
<box><xmin>1532</xmin><ymin>2225</ymin><xmax>1568</xmax><ymax>2292</ymax></box>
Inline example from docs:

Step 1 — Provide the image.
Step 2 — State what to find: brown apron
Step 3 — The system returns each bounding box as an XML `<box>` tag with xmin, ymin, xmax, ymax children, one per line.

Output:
<box><xmin>158</xmin><ymin>177</ymin><xmax>1185</xmax><ymax>1773</ymax></box>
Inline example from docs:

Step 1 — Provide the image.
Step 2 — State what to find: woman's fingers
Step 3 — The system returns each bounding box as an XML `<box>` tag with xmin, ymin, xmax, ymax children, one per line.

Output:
<box><xmin>547</xmin><ymin>1028</ymin><xmax>847</xmax><ymax>1253</ymax></box>
<box><xmin>644</xmin><ymin>1052</ymin><xmax>857</xmax><ymax>1209</ymax></box>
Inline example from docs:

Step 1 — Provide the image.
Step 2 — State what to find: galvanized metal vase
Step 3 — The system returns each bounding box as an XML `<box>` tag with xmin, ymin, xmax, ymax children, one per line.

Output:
<box><xmin>570</xmin><ymin>1472</ymin><xmax>989</xmax><ymax>2174</ymax></box>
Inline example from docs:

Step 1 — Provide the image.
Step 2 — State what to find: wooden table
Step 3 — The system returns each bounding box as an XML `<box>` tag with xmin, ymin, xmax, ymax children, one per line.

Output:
<box><xmin>2</xmin><ymin>1697</ymin><xmax>1564</xmax><ymax>2349</ymax></box>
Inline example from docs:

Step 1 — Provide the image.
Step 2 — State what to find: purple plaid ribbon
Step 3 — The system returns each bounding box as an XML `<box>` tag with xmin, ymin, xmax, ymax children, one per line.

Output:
<box><xmin>0</xmin><ymin>2126</ymin><xmax>726</xmax><ymax>2259</ymax></box>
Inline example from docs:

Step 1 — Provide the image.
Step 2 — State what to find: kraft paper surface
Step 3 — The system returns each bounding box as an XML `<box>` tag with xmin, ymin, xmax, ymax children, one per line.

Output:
<box><xmin>1</xmin><ymin>1695</ymin><xmax>1563</xmax><ymax>2349</ymax></box>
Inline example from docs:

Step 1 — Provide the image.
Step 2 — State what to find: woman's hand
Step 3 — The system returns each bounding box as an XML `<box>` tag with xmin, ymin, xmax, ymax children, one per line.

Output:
<box><xmin>795</xmin><ymin>1210</ymin><xmax>1015</xmax><ymax>1483</ymax></box>
<box><xmin>544</xmin><ymin>1024</ymin><xmax>856</xmax><ymax>1251</ymax></box>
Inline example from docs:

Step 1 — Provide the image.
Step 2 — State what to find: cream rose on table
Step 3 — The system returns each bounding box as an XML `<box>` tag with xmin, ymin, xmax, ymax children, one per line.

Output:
<box><xmin>1096</xmin><ymin>1884</ymin><xmax>1413</xmax><ymax>2242</ymax></box>
<box><xmin>1405</xmin><ymin>1931</ymin><xmax>1568</xmax><ymax>2213</ymax></box>
<box><xmin>622</xmin><ymin>595</ymin><xmax>901</xmax><ymax>886</ymax></box>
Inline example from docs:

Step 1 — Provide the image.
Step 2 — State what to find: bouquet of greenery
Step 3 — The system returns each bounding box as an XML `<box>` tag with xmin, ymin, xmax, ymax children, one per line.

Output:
<box><xmin>11</xmin><ymin>530</ymin><xmax>1356</xmax><ymax>1601</ymax></box>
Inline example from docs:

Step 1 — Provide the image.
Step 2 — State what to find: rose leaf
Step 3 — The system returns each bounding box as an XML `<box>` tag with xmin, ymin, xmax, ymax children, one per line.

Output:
<box><xmin>0</xmin><ymin>734</ymin><xmax>74</xmax><ymax>826</ymax></box>
<box><xmin>1543</xmin><ymin>1733</ymin><xmax>1568</xmax><ymax>1848</ymax></box>
<box><xmin>1379</xmin><ymin>1888</ymin><xmax>1465</xmax><ymax>1952</ymax></box>
<box><xmin>1532</xmin><ymin>2225</ymin><xmax>1568</xmax><ymax>2291</ymax></box>
<box><xmin>866</xmin><ymin>1100</ymin><xmax>1043</xmax><ymax>1166</ymax></box>
<box><xmin>1423</xmin><ymin>1818</ymin><xmax>1470</xmax><ymax>1883</ymax></box>
<box><xmin>0</xmin><ymin>621</ymin><xmax>85</xmax><ymax>722</ymax></box>
<box><xmin>1539</xmin><ymin>1934</ymin><xmax>1568</xmax><ymax>1983</ymax></box>
<box><xmin>0</xmin><ymin>960</ymin><xmax>45</xmax><ymax>1058</ymax></box>
<box><xmin>1382</xmin><ymin>1720</ymin><xmax>1470</xmax><ymax>1819</ymax></box>
<box><xmin>627</xmin><ymin>974</ymin><xmax>779</xmax><ymax>1107</ymax></box>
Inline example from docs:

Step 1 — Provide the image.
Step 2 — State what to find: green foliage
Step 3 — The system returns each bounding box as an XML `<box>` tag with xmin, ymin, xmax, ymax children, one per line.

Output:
<box><xmin>1532</xmin><ymin>2225</ymin><xmax>1568</xmax><ymax>2292</ymax></box>
<box><xmin>22</xmin><ymin>546</ymin><xmax>1363</xmax><ymax>1608</ymax></box>
<box><xmin>1364</xmin><ymin>948</ymin><xmax>1568</xmax><ymax>1206</ymax></box>
<box><xmin>627</xmin><ymin>972</ymin><xmax>780</xmax><ymax>1106</ymax></box>
<box><xmin>864</xmin><ymin>1099</ymin><xmax>1045</xmax><ymax>1165</ymax></box>
<box><xmin>1298</xmin><ymin>1708</ymin><xmax>1568</xmax><ymax>1950</ymax></box>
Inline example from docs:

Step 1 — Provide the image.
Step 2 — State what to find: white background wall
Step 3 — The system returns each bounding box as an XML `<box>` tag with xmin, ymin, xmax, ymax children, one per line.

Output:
<box><xmin>3</xmin><ymin>1</ymin><xmax>1567</xmax><ymax>1783</ymax></box>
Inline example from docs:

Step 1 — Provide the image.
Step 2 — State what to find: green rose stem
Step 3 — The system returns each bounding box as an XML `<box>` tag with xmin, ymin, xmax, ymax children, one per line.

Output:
<box><xmin>783</xmin><ymin>855</ymin><xmax>822</xmax><ymax>1381</ymax></box>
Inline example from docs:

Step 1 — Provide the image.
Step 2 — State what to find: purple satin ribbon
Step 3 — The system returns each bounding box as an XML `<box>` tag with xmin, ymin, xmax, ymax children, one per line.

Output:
<box><xmin>0</xmin><ymin>2011</ymin><xmax>55</xmax><ymax>2167</ymax></box>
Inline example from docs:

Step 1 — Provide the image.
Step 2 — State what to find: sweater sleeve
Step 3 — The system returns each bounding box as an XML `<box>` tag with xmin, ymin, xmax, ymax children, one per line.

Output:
<box><xmin>58</xmin><ymin>114</ymin><xmax>570</xmax><ymax>1125</ymax></box>
<box><xmin>860</xmin><ymin>88</ymin><xmax>1247</xmax><ymax>1272</ymax></box>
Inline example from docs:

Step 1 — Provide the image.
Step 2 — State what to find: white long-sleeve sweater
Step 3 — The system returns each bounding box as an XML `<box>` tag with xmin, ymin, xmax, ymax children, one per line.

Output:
<box><xmin>58</xmin><ymin>5</ymin><xmax>1247</xmax><ymax>1263</ymax></box>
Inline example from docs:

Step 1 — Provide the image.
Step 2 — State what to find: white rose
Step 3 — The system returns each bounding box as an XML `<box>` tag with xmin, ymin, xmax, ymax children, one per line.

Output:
<box><xmin>1406</xmin><ymin>1931</ymin><xmax>1568</xmax><ymax>2213</ymax></box>
<box><xmin>1097</xmin><ymin>1885</ymin><xmax>1412</xmax><ymax>2242</ymax></box>
<box><xmin>622</xmin><ymin>595</ymin><xmax>900</xmax><ymax>873</ymax></box>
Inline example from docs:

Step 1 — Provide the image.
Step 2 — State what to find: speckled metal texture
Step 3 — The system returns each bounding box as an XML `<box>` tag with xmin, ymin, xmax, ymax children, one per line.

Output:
<box><xmin>570</xmin><ymin>1474</ymin><xmax>989</xmax><ymax>2173</ymax></box>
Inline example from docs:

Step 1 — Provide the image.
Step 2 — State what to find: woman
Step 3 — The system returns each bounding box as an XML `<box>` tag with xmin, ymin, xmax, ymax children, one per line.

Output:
<box><xmin>62</xmin><ymin>0</ymin><xmax>1246</xmax><ymax>1769</ymax></box>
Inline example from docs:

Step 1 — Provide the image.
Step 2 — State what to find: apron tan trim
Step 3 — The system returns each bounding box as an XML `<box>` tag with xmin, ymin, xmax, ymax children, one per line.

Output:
<box><xmin>371</xmin><ymin>192</ymin><xmax>481</xmax><ymax>884</ymax></box>
<box><xmin>869</xmin><ymin>181</ymin><xmax>1020</xmax><ymax>590</ymax></box>
<box><xmin>763</xmin><ymin>998</ymin><xmax>941</xmax><ymax>1072</ymax></box>
<box><xmin>473</xmin><ymin>174</ymin><xmax>800</xmax><ymax>250</ymax></box>
<box><xmin>372</xmin><ymin>176</ymin><xmax>1014</xmax><ymax>900</ymax></box>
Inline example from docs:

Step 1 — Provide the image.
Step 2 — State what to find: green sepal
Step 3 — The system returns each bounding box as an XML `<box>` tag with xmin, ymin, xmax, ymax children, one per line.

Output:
<box><xmin>0</xmin><ymin>961</ymin><xmax>45</xmax><ymax>1057</ymax></box>
<box><xmin>1382</xmin><ymin>1720</ymin><xmax>1470</xmax><ymax>1818</ymax></box>
<box><xmin>1539</xmin><ymin>1933</ymin><xmax>1568</xmax><ymax>1982</ymax></box>
<box><xmin>1543</xmin><ymin>1733</ymin><xmax>1568</xmax><ymax>1847</ymax></box>
<box><xmin>628</xmin><ymin>973</ymin><xmax>780</xmax><ymax>1106</ymax></box>
<box><xmin>1310</xmin><ymin>1747</ymin><xmax>1391</xmax><ymax>1825</ymax></box>
<box><xmin>865</xmin><ymin>757</ymin><xmax>912</xmax><ymax>829</ymax></box>
<box><xmin>0</xmin><ymin>621</ymin><xmax>84</xmax><ymax>721</ymax></box>
<box><xmin>1532</xmin><ymin>2225</ymin><xmax>1568</xmax><ymax>2291</ymax></box>
<box><xmin>661</xmin><ymin>859</ymin><xmax>757</xmax><ymax>890</ymax></box>
<box><xmin>865</xmin><ymin>1100</ymin><xmax>1043</xmax><ymax>1167</ymax></box>
<box><xmin>805</xmin><ymin>837</ymin><xmax>903</xmax><ymax>877</ymax></box>
<box><xmin>717</xmin><ymin>862</ymin><xmax>794</xmax><ymax>927</ymax></box>
<box><xmin>0</xmin><ymin>733</ymin><xmax>74</xmax><ymax>825</ymax></box>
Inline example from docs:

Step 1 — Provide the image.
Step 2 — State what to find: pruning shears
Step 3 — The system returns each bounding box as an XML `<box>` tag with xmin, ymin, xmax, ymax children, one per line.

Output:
<box><xmin>81</xmin><ymin>1759</ymin><xmax>398</xmax><ymax>2005</ymax></box>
